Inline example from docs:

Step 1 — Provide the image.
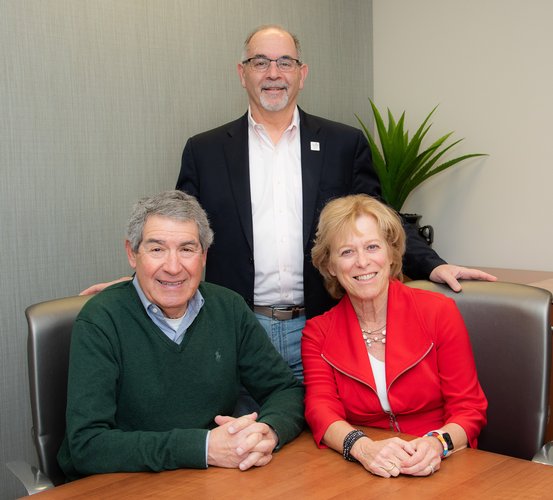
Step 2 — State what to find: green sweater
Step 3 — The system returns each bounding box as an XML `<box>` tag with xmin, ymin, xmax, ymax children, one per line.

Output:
<box><xmin>58</xmin><ymin>281</ymin><xmax>304</xmax><ymax>480</ymax></box>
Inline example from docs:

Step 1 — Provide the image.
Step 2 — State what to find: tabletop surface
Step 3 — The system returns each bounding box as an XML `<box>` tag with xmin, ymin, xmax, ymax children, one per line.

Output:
<box><xmin>474</xmin><ymin>266</ymin><xmax>553</xmax><ymax>298</ymax></box>
<box><xmin>29</xmin><ymin>428</ymin><xmax>553</xmax><ymax>500</ymax></box>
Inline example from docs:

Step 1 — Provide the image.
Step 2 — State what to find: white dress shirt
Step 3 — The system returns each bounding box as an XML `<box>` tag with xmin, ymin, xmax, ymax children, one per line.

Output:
<box><xmin>248</xmin><ymin>107</ymin><xmax>304</xmax><ymax>306</ymax></box>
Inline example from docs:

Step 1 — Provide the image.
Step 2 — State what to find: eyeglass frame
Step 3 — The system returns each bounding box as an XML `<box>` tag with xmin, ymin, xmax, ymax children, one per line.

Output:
<box><xmin>241</xmin><ymin>55</ymin><xmax>303</xmax><ymax>72</ymax></box>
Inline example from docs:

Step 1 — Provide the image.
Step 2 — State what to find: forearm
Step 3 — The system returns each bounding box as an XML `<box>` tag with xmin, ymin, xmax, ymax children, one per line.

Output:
<box><xmin>257</xmin><ymin>385</ymin><xmax>305</xmax><ymax>448</ymax></box>
<box><xmin>66</xmin><ymin>427</ymin><xmax>209</xmax><ymax>475</ymax></box>
<box><xmin>402</xmin><ymin>220</ymin><xmax>446</xmax><ymax>279</ymax></box>
<box><xmin>322</xmin><ymin>420</ymin><xmax>362</xmax><ymax>454</ymax></box>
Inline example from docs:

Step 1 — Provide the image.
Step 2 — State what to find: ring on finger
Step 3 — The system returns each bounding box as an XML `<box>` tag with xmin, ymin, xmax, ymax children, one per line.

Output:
<box><xmin>382</xmin><ymin>462</ymin><xmax>397</xmax><ymax>472</ymax></box>
<box><xmin>428</xmin><ymin>463</ymin><xmax>435</xmax><ymax>475</ymax></box>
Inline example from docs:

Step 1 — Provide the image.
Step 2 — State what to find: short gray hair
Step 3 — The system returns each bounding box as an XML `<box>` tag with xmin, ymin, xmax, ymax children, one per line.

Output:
<box><xmin>241</xmin><ymin>24</ymin><xmax>302</xmax><ymax>61</ymax></box>
<box><xmin>126</xmin><ymin>190</ymin><xmax>214</xmax><ymax>253</ymax></box>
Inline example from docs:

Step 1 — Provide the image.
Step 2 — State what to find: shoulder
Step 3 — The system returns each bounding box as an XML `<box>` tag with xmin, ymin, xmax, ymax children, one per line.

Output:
<box><xmin>398</xmin><ymin>280</ymin><xmax>454</xmax><ymax>304</ymax></box>
<box><xmin>303</xmin><ymin>296</ymin><xmax>350</xmax><ymax>338</ymax></box>
<box><xmin>77</xmin><ymin>280</ymin><xmax>140</xmax><ymax>322</ymax></box>
<box><xmin>187</xmin><ymin>113</ymin><xmax>247</xmax><ymax>144</ymax></box>
<box><xmin>391</xmin><ymin>280</ymin><xmax>461</xmax><ymax>323</ymax></box>
<box><xmin>299</xmin><ymin>108</ymin><xmax>364</xmax><ymax>137</ymax></box>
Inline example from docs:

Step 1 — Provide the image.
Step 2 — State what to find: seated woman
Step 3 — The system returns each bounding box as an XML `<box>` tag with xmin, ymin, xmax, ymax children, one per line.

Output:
<box><xmin>302</xmin><ymin>194</ymin><xmax>487</xmax><ymax>478</ymax></box>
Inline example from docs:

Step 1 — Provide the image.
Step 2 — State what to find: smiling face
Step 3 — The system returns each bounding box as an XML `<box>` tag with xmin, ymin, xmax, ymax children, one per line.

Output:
<box><xmin>237</xmin><ymin>27</ymin><xmax>308</xmax><ymax>117</ymax></box>
<box><xmin>327</xmin><ymin>214</ymin><xmax>392</xmax><ymax>309</ymax></box>
<box><xmin>126</xmin><ymin>215</ymin><xmax>207</xmax><ymax>318</ymax></box>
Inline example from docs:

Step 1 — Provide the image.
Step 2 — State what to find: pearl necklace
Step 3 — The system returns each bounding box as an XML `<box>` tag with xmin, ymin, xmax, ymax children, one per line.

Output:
<box><xmin>361</xmin><ymin>324</ymin><xmax>386</xmax><ymax>348</ymax></box>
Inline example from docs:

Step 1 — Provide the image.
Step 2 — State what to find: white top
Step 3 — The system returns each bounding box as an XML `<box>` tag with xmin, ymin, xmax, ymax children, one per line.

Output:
<box><xmin>368</xmin><ymin>352</ymin><xmax>391</xmax><ymax>412</ymax></box>
<box><xmin>248</xmin><ymin>107</ymin><xmax>304</xmax><ymax>306</ymax></box>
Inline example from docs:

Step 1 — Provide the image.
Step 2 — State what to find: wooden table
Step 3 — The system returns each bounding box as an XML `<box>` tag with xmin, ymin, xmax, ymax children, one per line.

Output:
<box><xmin>28</xmin><ymin>429</ymin><xmax>553</xmax><ymax>499</ymax></box>
<box><xmin>476</xmin><ymin>267</ymin><xmax>553</xmax><ymax>299</ymax></box>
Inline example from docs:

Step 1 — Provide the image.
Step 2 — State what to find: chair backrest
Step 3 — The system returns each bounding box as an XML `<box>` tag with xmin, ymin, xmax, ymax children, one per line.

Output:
<box><xmin>25</xmin><ymin>294</ymin><xmax>92</xmax><ymax>486</ymax></box>
<box><xmin>406</xmin><ymin>280</ymin><xmax>552</xmax><ymax>460</ymax></box>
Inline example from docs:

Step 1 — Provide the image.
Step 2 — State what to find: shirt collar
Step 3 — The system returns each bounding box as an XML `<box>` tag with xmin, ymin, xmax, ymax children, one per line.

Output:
<box><xmin>247</xmin><ymin>106</ymin><xmax>300</xmax><ymax>139</ymax></box>
<box><xmin>132</xmin><ymin>276</ymin><xmax>204</xmax><ymax>319</ymax></box>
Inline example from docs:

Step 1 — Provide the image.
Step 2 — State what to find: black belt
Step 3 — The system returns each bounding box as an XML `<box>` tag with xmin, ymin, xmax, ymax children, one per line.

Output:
<box><xmin>254</xmin><ymin>305</ymin><xmax>305</xmax><ymax>321</ymax></box>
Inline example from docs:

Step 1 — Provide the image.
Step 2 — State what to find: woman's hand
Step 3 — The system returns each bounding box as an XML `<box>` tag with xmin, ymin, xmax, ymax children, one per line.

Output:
<box><xmin>398</xmin><ymin>436</ymin><xmax>443</xmax><ymax>476</ymax></box>
<box><xmin>350</xmin><ymin>436</ymin><xmax>416</xmax><ymax>477</ymax></box>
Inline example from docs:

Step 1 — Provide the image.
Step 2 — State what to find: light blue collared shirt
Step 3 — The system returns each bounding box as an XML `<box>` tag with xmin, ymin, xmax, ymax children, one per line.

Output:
<box><xmin>132</xmin><ymin>276</ymin><xmax>204</xmax><ymax>345</ymax></box>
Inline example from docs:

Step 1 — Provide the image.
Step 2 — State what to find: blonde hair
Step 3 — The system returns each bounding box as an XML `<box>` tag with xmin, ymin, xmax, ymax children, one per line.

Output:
<box><xmin>311</xmin><ymin>194</ymin><xmax>406</xmax><ymax>299</ymax></box>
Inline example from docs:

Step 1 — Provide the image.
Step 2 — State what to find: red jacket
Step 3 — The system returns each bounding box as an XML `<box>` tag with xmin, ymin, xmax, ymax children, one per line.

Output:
<box><xmin>302</xmin><ymin>280</ymin><xmax>487</xmax><ymax>448</ymax></box>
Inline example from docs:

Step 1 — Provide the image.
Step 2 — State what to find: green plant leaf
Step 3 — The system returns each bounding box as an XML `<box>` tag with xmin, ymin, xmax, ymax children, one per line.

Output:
<box><xmin>356</xmin><ymin>99</ymin><xmax>488</xmax><ymax>211</ymax></box>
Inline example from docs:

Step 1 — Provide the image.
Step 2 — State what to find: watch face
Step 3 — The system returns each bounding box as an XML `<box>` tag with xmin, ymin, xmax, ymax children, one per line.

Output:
<box><xmin>442</xmin><ymin>432</ymin><xmax>454</xmax><ymax>451</ymax></box>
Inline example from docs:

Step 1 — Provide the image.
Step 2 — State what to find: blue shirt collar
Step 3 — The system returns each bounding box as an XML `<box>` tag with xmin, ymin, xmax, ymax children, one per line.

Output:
<box><xmin>132</xmin><ymin>276</ymin><xmax>205</xmax><ymax>344</ymax></box>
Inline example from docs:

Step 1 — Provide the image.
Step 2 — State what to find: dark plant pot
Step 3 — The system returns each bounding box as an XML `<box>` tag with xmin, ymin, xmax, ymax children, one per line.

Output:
<box><xmin>401</xmin><ymin>213</ymin><xmax>434</xmax><ymax>246</ymax></box>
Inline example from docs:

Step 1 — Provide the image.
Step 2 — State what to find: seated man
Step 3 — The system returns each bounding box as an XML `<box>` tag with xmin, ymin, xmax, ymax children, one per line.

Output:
<box><xmin>58</xmin><ymin>190</ymin><xmax>304</xmax><ymax>480</ymax></box>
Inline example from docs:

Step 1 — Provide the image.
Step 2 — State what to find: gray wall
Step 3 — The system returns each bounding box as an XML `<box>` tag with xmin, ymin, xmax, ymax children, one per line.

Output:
<box><xmin>0</xmin><ymin>1</ymin><xmax>373</xmax><ymax>497</ymax></box>
<box><xmin>373</xmin><ymin>0</ymin><xmax>553</xmax><ymax>270</ymax></box>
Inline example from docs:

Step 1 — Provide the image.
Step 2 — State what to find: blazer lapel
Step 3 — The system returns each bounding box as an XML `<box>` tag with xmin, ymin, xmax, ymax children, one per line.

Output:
<box><xmin>299</xmin><ymin>108</ymin><xmax>325</xmax><ymax>250</ymax></box>
<box><xmin>321</xmin><ymin>296</ymin><xmax>377</xmax><ymax>390</ymax></box>
<box><xmin>224</xmin><ymin>113</ymin><xmax>254</xmax><ymax>253</ymax></box>
<box><xmin>384</xmin><ymin>281</ymin><xmax>434</xmax><ymax>387</ymax></box>
<box><xmin>320</xmin><ymin>282</ymin><xmax>434</xmax><ymax>392</ymax></box>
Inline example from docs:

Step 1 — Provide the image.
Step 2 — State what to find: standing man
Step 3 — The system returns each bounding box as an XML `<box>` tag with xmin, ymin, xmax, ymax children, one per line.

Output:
<box><xmin>175</xmin><ymin>25</ymin><xmax>495</xmax><ymax>379</ymax></box>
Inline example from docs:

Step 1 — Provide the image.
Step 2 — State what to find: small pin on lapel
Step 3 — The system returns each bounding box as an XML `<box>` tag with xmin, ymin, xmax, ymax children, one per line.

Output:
<box><xmin>310</xmin><ymin>141</ymin><xmax>320</xmax><ymax>151</ymax></box>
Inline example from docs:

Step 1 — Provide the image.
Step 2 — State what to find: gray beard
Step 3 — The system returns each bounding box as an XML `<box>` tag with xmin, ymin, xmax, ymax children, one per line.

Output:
<box><xmin>260</xmin><ymin>91</ymin><xmax>289</xmax><ymax>112</ymax></box>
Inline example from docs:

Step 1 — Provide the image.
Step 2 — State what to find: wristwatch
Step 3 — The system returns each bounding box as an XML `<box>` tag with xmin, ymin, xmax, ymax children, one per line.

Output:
<box><xmin>426</xmin><ymin>430</ymin><xmax>454</xmax><ymax>458</ymax></box>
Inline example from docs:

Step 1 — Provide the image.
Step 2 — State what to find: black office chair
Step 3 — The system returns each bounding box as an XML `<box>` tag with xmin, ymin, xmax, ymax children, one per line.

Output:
<box><xmin>7</xmin><ymin>294</ymin><xmax>92</xmax><ymax>495</ymax></box>
<box><xmin>405</xmin><ymin>280</ymin><xmax>552</xmax><ymax>460</ymax></box>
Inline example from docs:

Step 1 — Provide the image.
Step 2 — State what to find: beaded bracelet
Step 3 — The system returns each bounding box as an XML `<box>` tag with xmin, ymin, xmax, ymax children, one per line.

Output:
<box><xmin>343</xmin><ymin>429</ymin><xmax>367</xmax><ymax>462</ymax></box>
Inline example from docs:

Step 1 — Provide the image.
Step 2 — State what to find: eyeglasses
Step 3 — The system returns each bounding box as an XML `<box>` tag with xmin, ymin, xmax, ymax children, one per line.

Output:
<box><xmin>242</xmin><ymin>56</ymin><xmax>302</xmax><ymax>73</ymax></box>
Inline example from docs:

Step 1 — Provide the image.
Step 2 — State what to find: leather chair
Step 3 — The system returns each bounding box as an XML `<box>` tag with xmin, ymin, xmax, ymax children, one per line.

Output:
<box><xmin>406</xmin><ymin>280</ymin><xmax>552</xmax><ymax>460</ymax></box>
<box><xmin>7</xmin><ymin>294</ymin><xmax>92</xmax><ymax>494</ymax></box>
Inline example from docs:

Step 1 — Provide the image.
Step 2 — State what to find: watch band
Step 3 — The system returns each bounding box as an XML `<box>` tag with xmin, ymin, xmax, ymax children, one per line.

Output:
<box><xmin>426</xmin><ymin>430</ymin><xmax>454</xmax><ymax>457</ymax></box>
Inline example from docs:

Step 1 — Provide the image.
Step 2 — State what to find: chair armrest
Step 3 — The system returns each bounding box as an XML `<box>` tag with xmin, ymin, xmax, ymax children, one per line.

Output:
<box><xmin>6</xmin><ymin>461</ymin><xmax>55</xmax><ymax>496</ymax></box>
<box><xmin>532</xmin><ymin>441</ymin><xmax>553</xmax><ymax>466</ymax></box>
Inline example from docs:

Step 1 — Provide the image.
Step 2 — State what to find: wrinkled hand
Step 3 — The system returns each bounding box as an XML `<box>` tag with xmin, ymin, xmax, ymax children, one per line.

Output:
<box><xmin>429</xmin><ymin>264</ymin><xmax>497</xmax><ymax>292</ymax></box>
<box><xmin>351</xmin><ymin>437</ymin><xmax>415</xmax><ymax>477</ymax></box>
<box><xmin>208</xmin><ymin>412</ymin><xmax>278</xmax><ymax>470</ymax></box>
<box><xmin>399</xmin><ymin>436</ymin><xmax>442</xmax><ymax>477</ymax></box>
<box><xmin>79</xmin><ymin>276</ymin><xmax>133</xmax><ymax>295</ymax></box>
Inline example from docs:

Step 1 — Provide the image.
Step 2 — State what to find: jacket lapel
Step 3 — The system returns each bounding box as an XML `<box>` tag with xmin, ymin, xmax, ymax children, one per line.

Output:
<box><xmin>384</xmin><ymin>281</ymin><xmax>434</xmax><ymax>387</ymax></box>
<box><xmin>299</xmin><ymin>108</ymin><xmax>325</xmax><ymax>250</ymax></box>
<box><xmin>224</xmin><ymin>113</ymin><xmax>254</xmax><ymax>253</ymax></box>
<box><xmin>320</xmin><ymin>281</ymin><xmax>433</xmax><ymax>391</ymax></box>
<box><xmin>321</xmin><ymin>296</ymin><xmax>377</xmax><ymax>390</ymax></box>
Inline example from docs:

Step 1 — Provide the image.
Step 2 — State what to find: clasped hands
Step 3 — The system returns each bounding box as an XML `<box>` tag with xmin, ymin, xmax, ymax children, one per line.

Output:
<box><xmin>207</xmin><ymin>412</ymin><xmax>278</xmax><ymax>471</ymax></box>
<box><xmin>351</xmin><ymin>435</ymin><xmax>443</xmax><ymax>478</ymax></box>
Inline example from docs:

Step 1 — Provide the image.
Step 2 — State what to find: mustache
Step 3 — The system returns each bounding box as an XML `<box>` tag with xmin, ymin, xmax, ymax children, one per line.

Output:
<box><xmin>261</xmin><ymin>82</ymin><xmax>289</xmax><ymax>90</ymax></box>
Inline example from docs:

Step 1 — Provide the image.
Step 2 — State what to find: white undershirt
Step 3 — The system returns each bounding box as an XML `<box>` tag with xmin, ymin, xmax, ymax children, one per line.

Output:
<box><xmin>368</xmin><ymin>352</ymin><xmax>391</xmax><ymax>412</ymax></box>
<box><xmin>248</xmin><ymin>107</ymin><xmax>304</xmax><ymax>306</ymax></box>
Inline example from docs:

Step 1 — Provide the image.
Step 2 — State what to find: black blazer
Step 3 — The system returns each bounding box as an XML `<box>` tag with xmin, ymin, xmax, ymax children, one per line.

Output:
<box><xmin>176</xmin><ymin>108</ymin><xmax>444</xmax><ymax>318</ymax></box>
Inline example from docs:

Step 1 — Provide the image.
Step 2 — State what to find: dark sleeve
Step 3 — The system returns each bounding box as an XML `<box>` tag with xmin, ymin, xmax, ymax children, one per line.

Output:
<box><xmin>176</xmin><ymin>137</ymin><xmax>199</xmax><ymax>197</ymax></box>
<box><xmin>352</xmin><ymin>130</ymin><xmax>446</xmax><ymax>279</ymax></box>
<box><xmin>60</xmin><ymin>318</ymin><xmax>209</xmax><ymax>477</ymax></box>
<box><xmin>234</xmin><ymin>301</ymin><xmax>305</xmax><ymax>447</ymax></box>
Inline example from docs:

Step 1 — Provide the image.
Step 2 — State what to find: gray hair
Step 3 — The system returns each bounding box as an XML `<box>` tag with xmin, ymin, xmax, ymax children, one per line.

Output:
<box><xmin>241</xmin><ymin>24</ymin><xmax>302</xmax><ymax>61</ymax></box>
<box><xmin>126</xmin><ymin>190</ymin><xmax>214</xmax><ymax>253</ymax></box>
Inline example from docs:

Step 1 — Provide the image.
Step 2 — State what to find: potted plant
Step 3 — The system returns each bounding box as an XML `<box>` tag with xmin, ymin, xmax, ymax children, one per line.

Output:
<box><xmin>355</xmin><ymin>99</ymin><xmax>487</xmax><ymax>245</ymax></box>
